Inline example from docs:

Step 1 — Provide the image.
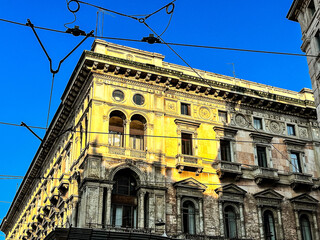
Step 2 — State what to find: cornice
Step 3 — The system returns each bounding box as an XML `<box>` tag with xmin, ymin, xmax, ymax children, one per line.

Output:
<box><xmin>84</xmin><ymin>51</ymin><xmax>316</xmax><ymax>119</ymax></box>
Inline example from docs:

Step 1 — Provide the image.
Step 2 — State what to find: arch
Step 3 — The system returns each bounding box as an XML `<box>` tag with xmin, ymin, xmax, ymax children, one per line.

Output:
<box><xmin>109</xmin><ymin>110</ymin><xmax>126</xmax><ymax>147</ymax></box>
<box><xmin>130</xmin><ymin>114</ymin><xmax>147</xmax><ymax>150</ymax></box>
<box><xmin>263</xmin><ymin>209</ymin><xmax>277</xmax><ymax>240</ymax></box>
<box><xmin>182</xmin><ymin>200</ymin><xmax>196</xmax><ymax>235</ymax></box>
<box><xmin>108</xmin><ymin>163</ymin><xmax>146</xmax><ymax>185</ymax></box>
<box><xmin>299</xmin><ymin>214</ymin><xmax>313</xmax><ymax>240</ymax></box>
<box><xmin>129</xmin><ymin>111</ymin><xmax>149</xmax><ymax>123</ymax></box>
<box><xmin>223</xmin><ymin>204</ymin><xmax>239</xmax><ymax>239</ymax></box>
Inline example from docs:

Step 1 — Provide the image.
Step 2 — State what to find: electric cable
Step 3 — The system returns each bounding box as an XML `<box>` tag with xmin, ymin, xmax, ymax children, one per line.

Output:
<box><xmin>0</xmin><ymin>17</ymin><xmax>318</xmax><ymax>58</ymax></box>
<box><xmin>0</xmin><ymin>120</ymin><xmax>318</xmax><ymax>146</ymax></box>
<box><xmin>46</xmin><ymin>74</ymin><xmax>55</xmax><ymax>129</ymax></box>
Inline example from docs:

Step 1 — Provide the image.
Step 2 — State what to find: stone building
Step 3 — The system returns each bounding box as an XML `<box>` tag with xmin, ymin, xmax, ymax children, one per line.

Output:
<box><xmin>287</xmin><ymin>0</ymin><xmax>320</xmax><ymax>120</ymax></box>
<box><xmin>1</xmin><ymin>39</ymin><xmax>320</xmax><ymax>240</ymax></box>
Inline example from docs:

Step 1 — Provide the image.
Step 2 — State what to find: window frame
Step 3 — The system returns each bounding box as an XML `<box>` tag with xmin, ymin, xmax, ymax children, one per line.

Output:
<box><xmin>218</xmin><ymin>110</ymin><xmax>228</xmax><ymax>123</ymax></box>
<box><xmin>257</xmin><ymin>145</ymin><xmax>268</xmax><ymax>168</ymax></box>
<box><xmin>220</xmin><ymin>139</ymin><xmax>233</xmax><ymax>162</ymax></box>
<box><xmin>287</xmin><ymin>124</ymin><xmax>296</xmax><ymax>136</ymax></box>
<box><xmin>181</xmin><ymin>132</ymin><xmax>193</xmax><ymax>156</ymax></box>
<box><xmin>262</xmin><ymin>209</ymin><xmax>277</xmax><ymax>240</ymax></box>
<box><xmin>181</xmin><ymin>102</ymin><xmax>191</xmax><ymax>116</ymax></box>
<box><xmin>223</xmin><ymin>205</ymin><xmax>239</xmax><ymax>239</ymax></box>
<box><xmin>112</xmin><ymin>89</ymin><xmax>125</xmax><ymax>102</ymax></box>
<box><xmin>133</xmin><ymin>93</ymin><xmax>145</xmax><ymax>106</ymax></box>
<box><xmin>253</xmin><ymin>117</ymin><xmax>263</xmax><ymax>130</ymax></box>
<box><xmin>290</xmin><ymin>151</ymin><xmax>304</xmax><ymax>173</ymax></box>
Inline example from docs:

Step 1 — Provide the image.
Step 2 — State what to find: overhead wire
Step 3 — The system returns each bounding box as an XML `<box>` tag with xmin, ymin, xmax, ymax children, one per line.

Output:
<box><xmin>0</xmin><ymin>17</ymin><xmax>319</xmax><ymax>58</ymax></box>
<box><xmin>0</xmin><ymin>120</ymin><xmax>318</xmax><ymax>146</ymax></box>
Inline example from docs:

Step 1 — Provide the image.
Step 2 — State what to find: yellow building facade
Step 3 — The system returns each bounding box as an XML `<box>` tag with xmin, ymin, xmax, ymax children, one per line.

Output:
<box><xmin>1</xmin><ymin>40</ymin><xmax>320</xmax><ymax>240</ymax></box>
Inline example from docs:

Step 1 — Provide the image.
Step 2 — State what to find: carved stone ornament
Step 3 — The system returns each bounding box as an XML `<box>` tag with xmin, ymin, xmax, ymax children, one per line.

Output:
<box><xmin>299</xmin><ymin>127</ymin><xmax>308</xmax><ymax>139</ymax></box>
<box><xmin>199</xmin><ymin>107</ymin><xmax>211</xmax><ymax>120</ymax></box>
<box><xmin>165</xmin><ymin>100</ymin><xmax>177</xmax><ymax>112</ymax></box>
<box><xmin>235</xmin><ymin>114</ymin><xmax>247</xmax><ymax>127</ymax></box>
<box><xmin>269</xmin><ymin>121</ymin><xmax>281</xmax><ymax>134</ymax></box>
<box><xmin>126</xmin><ymin>54</ymin><xmax>133</xmax><ymax>61</ymax></box>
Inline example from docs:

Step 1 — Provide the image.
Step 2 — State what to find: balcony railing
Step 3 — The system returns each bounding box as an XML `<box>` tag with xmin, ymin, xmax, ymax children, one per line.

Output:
<box><xmin>176</xmin><ymin>154</ymin><xmax>203</xmax><ymax>175</ymax></box>
<box><xmin>130</xmin><ymin>149</ymin><xmax>146</xmax><ymax>158</ymax></box>
<box><xmin>108</xmin><ymin>146</ymin><xmax>126</xmax><ymax>156</ymax></box>
<box><xmin>253</xmin><ymin>167</ymin><xmax>279</xmax><ymax>184</ymax></box>
<box><xmin>213</xmin><ymin>160</ymin><xmax>242</xmax><ymax>179</ymax></box>
<box><xmin>289</xmin><ymin>172</ymin><xmax>313</xmax><ymax>190</ymax></box>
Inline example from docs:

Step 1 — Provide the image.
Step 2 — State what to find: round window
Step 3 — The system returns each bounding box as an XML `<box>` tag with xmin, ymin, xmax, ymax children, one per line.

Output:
<box><xmin>133</xmin><ymin>94</ymin><xmax>145</xmax><ymax>105</ymax></box>
<box><xmin>112</xmin><ymin>90</ymin><xmax>125</xmax><ymax>101</ymax></box>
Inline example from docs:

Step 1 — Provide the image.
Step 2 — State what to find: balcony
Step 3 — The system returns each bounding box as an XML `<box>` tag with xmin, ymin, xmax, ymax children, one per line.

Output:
<box><xmin>253</xmin><ymin>167</ymin><xmax>279</xmax><ymax>185</ymax></box>
<box><xmin>130</xmin><ymin>149</ymin><xmax>146</xmax><ymax>158</ymax></box>
<box><xmin>213</xmin><ymin>160</ymin><xmax>242</xmax><ymax>180</ymax></box>
<box><xmin>289</xmin><ymin>172</ymin><xmax>314</xmax><ymax>190</ymax></box>
<box><xmin>176</xmin><ymin>154</ymin><xmax>203</xmax><ymax>176</ymax></box>
<box><xmin>108</xmin><ymin>146</ymin><xmax>126</xmax><ymax>156</ymax></box>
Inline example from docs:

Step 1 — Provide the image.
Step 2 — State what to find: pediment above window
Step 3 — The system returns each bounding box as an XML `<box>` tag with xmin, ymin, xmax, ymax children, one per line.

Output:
<box><xmin>174</xmin><ymin>119</ymin><xmax>200</xmax><ymax>128</ymax></box>
<box><xmin>213</xmin><ymin>126</ymin><xmax>238</xmax><ymax>139</ymax></box>
<box><xmin>249</xmin><ymin>133</ymin><xmax>273</xmax><ymax>143</ymax></box>
<box><xmin>254</xmin><ymin>189</ymin><xmax>283</xmax><ymax>208</ymax></box>
<box><xmin>173</xmin><ymin>177</ymin><xmax>207</xmax><ymax>192</ymax></box>
<box><xmin>283</xmin><ymin>138</ymin><xmax>307</xmax><ymax>147</ymax></box>
<box><xmin>290</xmin><ymin>193</ymin><xmax>319</xmax><ymax>212</ymax></box>
<box><xmin>215</xmin><ymin>183</ymin><xmax>246</xmax><ymax>203</ymax></box>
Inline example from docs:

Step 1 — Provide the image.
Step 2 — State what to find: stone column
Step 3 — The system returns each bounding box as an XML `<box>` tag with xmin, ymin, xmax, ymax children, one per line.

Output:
<box><xmin>199</xmin><ymin>198</ymin><xmax>204</xmax><ymax>233</ymax></box>
<box><xmin>138</xmin><ymin>191</ymin><xmax>146</xmax><ymax>228</ymax></box>
<box><xmin>105</xmin><ymin>185</ymin><xmax>113</xmax><ymax>226</ymax></box>
<box><xmin>277</xmin><ymin>209</ymin><xmax>284</xmax><ymax>240</ymax></box>
<box><xmin>177</xmin><ymin>195</ymin><xmax>182</xmax><ymax>234</ymax></box>
<box><xmin>240</xmin><ymin>204</ymin><xmax>246</xmax><ymax>238</ymax></box>
<box><xmin>257</xmin><ymin>206</ymin><xmax>263</xmax><ymax>239</ymax></box>
<box><xmin>149</xmin><ymin>193</ymin><xmax>155</xmax><ymax>232</ymax></box>
<box><xmin>218</xmin><ymin>201</ymin><xmax>224</xmax><ymax>236</ymax></box>
<box><xmin>124</xmin><ymin>120</ymin><xmax>130</xmax><ymax>149</ymax></box>
<box><xmin>312</xmin><ymin>212</ymin><xmax>319</xmax><ymax>240</ymax></box>
<box><xmin>294</xmin><ymin>210</ymin><xmax>301</xmax><ymax>240</ymax></box>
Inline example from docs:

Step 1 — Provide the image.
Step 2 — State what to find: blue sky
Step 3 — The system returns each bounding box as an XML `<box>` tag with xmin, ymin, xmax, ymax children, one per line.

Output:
<box><xmin>0</xmin><ymin>0</ymin><xmax>310</xmax><ymax>238</ymax></box>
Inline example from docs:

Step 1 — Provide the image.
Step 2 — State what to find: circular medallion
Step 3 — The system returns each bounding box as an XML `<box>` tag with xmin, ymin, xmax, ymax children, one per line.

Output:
<box><xmin>199</xmin><ymin>107</ymin><xmax>211</xmax><ymax>120</ymax></box>
<box><xmin>269</xmin><ymin>121</ymin><xmax>280</xmax><ymax>133</ymax></box>
<box><xmin>235</xmin><ymin>114</ymin><xmax>247</xmax><ymax>127</ymax></box>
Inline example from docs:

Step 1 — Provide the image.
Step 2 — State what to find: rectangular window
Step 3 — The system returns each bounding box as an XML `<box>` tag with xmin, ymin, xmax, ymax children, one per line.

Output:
<box><xmin>291</xmin><ymin>152</ymin><xmax>302</xmax><ymax>173</ymax></box>
<box><xmin>109</xmin><ymin>130</ymin><xmax>124</xmax><ymax>147</ymax></box>
<box><xmin>315</xmin><ymin>31</ymin><xmax>320</xmax><ymax>51</ymax></box>
<box><xmin>218</xmin><ymin>111</ymin><xmax>228</xmax><ymax>123</ymax></box>
<box><xmin>257</xmin><ymin>146</ymin><xmax>268</xmax><ymax>168</ymax></box>
<box><xmin>287</xmin><ymin>124</ymin><xmax>296</xmax><ymax>136</ymax></box>
<box><xmin>220</xmin><ymin>140</ymin><xmax>232</xmax><ymax>162</ymax></box>
<box><xmin>182</xmin><ymin>133</ymin><xmax>193</xmax><ymax>155</ymax></box>
<box><xmin>308</xmin><ymin>0</ymin><xmax>316</xmax><ymax>17</ymax></box>
<box><xmin>253</xmin><ymin>117</ymin><xmax>263</xmax><ymax>130</ymax></box>
<box><xmin>181</xmin><ymin>103</ymin><xmax>191</xmax><ymax>115</ymax></box>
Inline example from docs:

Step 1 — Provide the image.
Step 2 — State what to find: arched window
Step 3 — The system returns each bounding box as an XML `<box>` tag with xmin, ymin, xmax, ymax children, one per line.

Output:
<box><xmin>111</xmin><ymin>169</ymin><xmax>138</xmax><ymax>228</ymax></box>
<box><xmin>109</xmin><ymin>111</ymin><xmax>126</xmax><ymax>147</ymax></box>
<box><xmin>263</xmin><ymin>210</ymin><xmax>277</xmax><ymax>240</ymax></box>
<box><xmin>182</xmin><ymin>201</ymin><xmax>196</xmax><ymax>235</ymax></box>
<box><xmin>224</xmin><ymin>205</ymin><xmax>237</xmax><ymax>238</ymax></box>
<box><xmin>130</xmin><ymin>115</ymin><xmax>146</xmax><ymax>150</ymax></box>
<box><xmin>300</xmin><ymin>214</ymin><xmax>313</xmax><ymax>240</ymax></box>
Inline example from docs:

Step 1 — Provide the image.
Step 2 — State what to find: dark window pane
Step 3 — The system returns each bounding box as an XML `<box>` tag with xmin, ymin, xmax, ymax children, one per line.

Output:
<box><xmin>257</xmin><ymin>146</ymin><xmax>268</xmax><ymax>168</ymax></box>
<box><xmin>218</xmin><ymin>111</ymin><xmax>228</xmax><ymax>123</ymax></box>
<box><xmin>263</xmin><ymin>210</ymin><xmax>277</xmax><ymax>240</ymax></box>
<box><xmin>254</xmin><ymin>118</ymin><xmax>263</xmax><ymax>130</ymax></box>
<box><xmin>300</xmin><ymin>215</ymin><xmax>313</xmax><ymax>240</ymax></box>
<box><xmin>224</xmin><ymin>206</ymin><xmax>237</xmax><ymax>238</ymax></box>
<box><xmin>183</xmin><ymin>201</ymin><xmax>195</xmax><ymax>234</ymax></box>
<box><xmin>182</xmin><ymin>133</ymin><xmax>193</xmax><ymax>155</ymax></box>
<box><xmin>181</xmin><ymin>103</ymin><xmax>191</xmax><ymax>115</ymax></box>
<box><xmin>113</xmin><ymin>90</ymin><xmax>125</xmax><ymax>101</ymax></box>
<box><xmin>133</xmin><ymin>94</ymin><xmax>145</xmax><ymax>105</ymax></box>
<box><xmin>220</xmin><ymin>140</ymin><xmax>231</xmax><ymax>161</ymax></box>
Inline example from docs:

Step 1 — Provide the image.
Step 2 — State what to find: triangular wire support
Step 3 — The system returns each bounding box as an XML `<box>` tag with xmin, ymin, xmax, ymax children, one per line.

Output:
<box><xmin>26</xmin><ymin>19</ymin><xmax>94</xmax><ymax>74</ymax></box>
